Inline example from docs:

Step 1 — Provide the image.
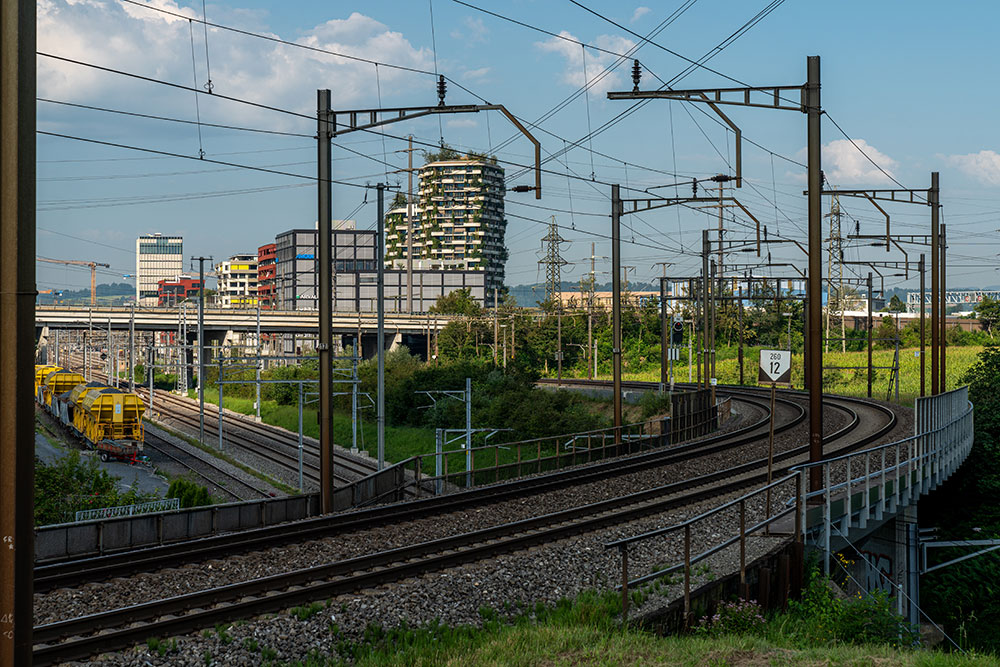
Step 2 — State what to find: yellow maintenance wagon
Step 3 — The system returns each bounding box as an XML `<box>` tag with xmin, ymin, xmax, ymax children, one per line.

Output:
<box><xmin>40</xmin><ymin>370</ymin><xmax>86</xmax><ymax>409</ymax></box>
<box><xmin>73</xmin><ymin>387</ymin><xmax>146</xmax><ymax>462</ymax></box>
<box><xmin>34</xmin><ymin>364</ymin><xmax>62</xmax><ymax>400</ymax></box>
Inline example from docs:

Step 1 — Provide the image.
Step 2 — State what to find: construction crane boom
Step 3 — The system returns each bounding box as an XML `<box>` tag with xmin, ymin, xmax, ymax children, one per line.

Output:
<box><xmin>37</xmin><ymin>257</ymin><xmax>111</xmax><ymax>305</ymax></box>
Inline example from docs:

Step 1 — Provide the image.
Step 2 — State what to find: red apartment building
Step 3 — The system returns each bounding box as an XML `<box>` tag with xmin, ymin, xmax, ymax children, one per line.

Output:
<box><xmin>257</xmin><ymin>243</ymin><xmax>277</xmax><ymax>310</ymax></box>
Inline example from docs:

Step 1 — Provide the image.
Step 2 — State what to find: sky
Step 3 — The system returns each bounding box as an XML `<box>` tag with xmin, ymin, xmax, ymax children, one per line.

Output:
<box><xmin>35</xmin><ymin>0</ymin><xmax>1000</xmax><ymax>298</ymax></box>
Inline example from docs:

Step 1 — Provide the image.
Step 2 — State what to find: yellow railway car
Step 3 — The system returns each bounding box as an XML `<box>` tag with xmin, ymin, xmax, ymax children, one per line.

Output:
<box><xmin>73</xmin><ymin>387</ymin><xmax>145</xmax><ymax>462</ymax></box>
<box><xmin>40</xmin><ymin>370</ymin><xmax>86</xmax><ymax>409</ymax></box>
<box><xmin>34</xmin><ymin>364</ymin><xmax>62</xmax><ymax>400</ymax></box>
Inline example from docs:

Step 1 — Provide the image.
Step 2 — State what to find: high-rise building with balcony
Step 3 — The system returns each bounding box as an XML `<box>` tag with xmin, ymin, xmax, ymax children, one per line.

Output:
<box><xmin>257</xmin><ymin>243</ymin><xmax>277</xmax><ymax>310</ymax></box>
<box><xmin>136</xmin><ymin>233</ymin><xmax>183</xmax><ymax>307</ymax></box>
<box><xmin>215</xmin><ymin>253</ymin><xmax>258</xmax><ymax>308</ymax></box>
<box><xmin>385</xmin><ymin>155</ymin><xmax>506</xmax><ymax>295</ymax></box>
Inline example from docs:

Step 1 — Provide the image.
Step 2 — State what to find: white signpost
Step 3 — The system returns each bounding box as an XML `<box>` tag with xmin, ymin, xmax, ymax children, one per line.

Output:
<box><xmin>758</xmin><ymin>348</ymin><xmax>792</xmax><ymax>531</ymax></box>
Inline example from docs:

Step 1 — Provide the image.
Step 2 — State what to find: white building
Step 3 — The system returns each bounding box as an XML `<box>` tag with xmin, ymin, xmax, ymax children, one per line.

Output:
<box><xmin>385</xmin><ymin>155</ymin><xmax>507</xmax><ymax>295</ymax></box>
<box><xmin>215</xmin><ymin>253</ymin><xmax>259</xmax><ymax>308</ymax></box>
<box><xmin>136</xmin><ymin>233</ymin><xmax>183</xmax><ymax>307</ymax></box>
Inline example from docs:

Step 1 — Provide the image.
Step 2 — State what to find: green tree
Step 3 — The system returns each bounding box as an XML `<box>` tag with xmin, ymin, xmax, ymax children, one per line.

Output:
<box><xmin>873</xmin><ymin>315</ymin><xmax>899</xmax><ymax>349</ymax></box>
<box><xmin>429</xmin><ymin>288</ymin><xmax>482</xmax><ymax>316</ymax></box>
<box><xmin>887</xmin><ymin>294</ymin><xmax>905</xmax><ymax>312</ymax></box>
<box><xmin>976</xmin><ymin>296</ymin><xmax>1000</xmax><ymax>338</ymax></box>
<box><xmin>921</xmin><ymin>345</ymin><xmax>1000</xmax><ymax>652</ymax></box>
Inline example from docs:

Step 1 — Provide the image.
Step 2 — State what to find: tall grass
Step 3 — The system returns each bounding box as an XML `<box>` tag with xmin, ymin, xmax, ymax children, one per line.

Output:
<box><xmin>583</xmin><ymin>346</ymin><xmax>982</xmax><ymax>405</ymax></box>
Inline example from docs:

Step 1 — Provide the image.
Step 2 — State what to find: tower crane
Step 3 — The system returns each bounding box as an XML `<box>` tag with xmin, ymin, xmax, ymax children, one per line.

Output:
<box><xmin>37</xmin><ymin>257</ymin><xmax>111</xmax><ymax>305</ymax></box>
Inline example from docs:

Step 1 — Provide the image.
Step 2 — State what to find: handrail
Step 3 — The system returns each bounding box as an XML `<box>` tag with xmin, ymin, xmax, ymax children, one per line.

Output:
<box><xmin>605</xmin><ymin>385</ymin><xmax>974</xmax><ymax>624</ymax></box>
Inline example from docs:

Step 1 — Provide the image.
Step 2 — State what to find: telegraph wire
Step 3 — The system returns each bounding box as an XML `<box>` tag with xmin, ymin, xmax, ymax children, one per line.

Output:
<box><xmin>37</xmin><ymin>130</ymin><xmax>377</xmax><ymax>189</ymax></box>
<box><xmin>38</xmin><ymin>52</ymin><xmax>314</xmax><ymax>122</ymax></box>
<box><xmin>38</xmin><ymin>98</ymin><xmax>312</xmax><ymax>138</ymax></box>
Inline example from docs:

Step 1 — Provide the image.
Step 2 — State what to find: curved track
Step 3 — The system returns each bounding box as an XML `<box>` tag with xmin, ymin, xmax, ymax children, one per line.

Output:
<box><xmin>31</xmin><ymin>383</ymin><xmax>900</xmax><ymax>664</ymax></box>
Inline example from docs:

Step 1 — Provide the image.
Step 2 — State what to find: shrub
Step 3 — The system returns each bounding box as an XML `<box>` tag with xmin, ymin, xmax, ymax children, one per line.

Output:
<box><xmin>166</xmin><ymin>479</ymin><xmax>212</xmax><ymax>508</ymax></box>
<box><xmin>695</xmin><ymin>598</ymin><xmax>766</xmax><ymax>637</ymax></box>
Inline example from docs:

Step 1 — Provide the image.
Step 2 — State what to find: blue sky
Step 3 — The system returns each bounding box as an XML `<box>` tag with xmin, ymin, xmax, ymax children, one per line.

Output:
<box><xmin>36</xmin><ymin>0</ymin><xmax>1000</xmax><ymax>297</ymax></box>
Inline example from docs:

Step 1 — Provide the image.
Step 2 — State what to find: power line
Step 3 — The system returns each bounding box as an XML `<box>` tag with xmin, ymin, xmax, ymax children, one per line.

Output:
<box><xmin>37</xmin><ymin>130</ymin><xmax>378</xmax><ymax>189</ymax></box>
<box><xmin>38</xmin><ymin>98</ymin><xmax>312</xmax><ymax>138</ymax></box>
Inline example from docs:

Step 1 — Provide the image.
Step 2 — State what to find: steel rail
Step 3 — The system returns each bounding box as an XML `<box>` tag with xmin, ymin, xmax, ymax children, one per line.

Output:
<box><xmin>142</xmin><ymin>432</ymin><xmax>273</xmax><ymax>501</ymax></box>
<box><xmin>33</xmin><ymin>391</ymin><xmax>785</xmax><ymax>588</ymax></box>
<box><xmin>33</xmin><ymin>395</ymin><xmax>896</xmax><ymax>665</ymax></box>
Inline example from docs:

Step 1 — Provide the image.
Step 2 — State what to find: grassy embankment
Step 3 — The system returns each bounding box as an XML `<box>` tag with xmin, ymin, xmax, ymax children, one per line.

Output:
<box><xmin>586</xmin><ymin>346</ymin><xmax>981</xmax><ymax>405</ymax></box>
<box><xmin>253</xmin><ymin>589</ymin><xmax>996</xmax><ymax>666</ymax></box>
<box><xmin>190</xmin><ymin>389</ymin><xmax>613</xmax><ymax>478</ymax></box>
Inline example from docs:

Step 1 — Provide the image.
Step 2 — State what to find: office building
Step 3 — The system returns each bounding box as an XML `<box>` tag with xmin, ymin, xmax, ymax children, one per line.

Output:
<box><xmin>156</xmin><ymin>275</ymin><xmax>202</xmax><ymax>307</ymax></box>
<box><xmin>274</xmin><ymin>222</ymin><xmax>488</xmax><ymax>313</ymax></box>
<box><xmin>136</xmin><ymin>233</ymin><xmax>183</xmax><ymax>307</ymax></box>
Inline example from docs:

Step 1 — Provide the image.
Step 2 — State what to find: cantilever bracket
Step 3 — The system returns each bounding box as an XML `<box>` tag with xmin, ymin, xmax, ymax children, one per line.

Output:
<box><xmin>329</xmin><ymin>103</ymin><xmax>542</xmax><ymax>199</ymax></box>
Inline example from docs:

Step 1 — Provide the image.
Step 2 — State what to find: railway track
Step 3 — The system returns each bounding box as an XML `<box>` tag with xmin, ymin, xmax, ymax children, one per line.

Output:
<box><xmin>32</xmin><ymin>386</ymin><xmax>898</xmax><ymax>665</ymax></box>
<box><xmin>32</xmin><ymin>391</ymin><xmax>794</xmax><ymax>587</ymax></box>
<box><xmin>143</xmin><ymin>431</ymin><xmax>275</xmax><ymax>502</ymax></box>
<box><xmin>77</xmin><ymin>362</ymin><xmax>378</xmax><ymax>489</ymax></box>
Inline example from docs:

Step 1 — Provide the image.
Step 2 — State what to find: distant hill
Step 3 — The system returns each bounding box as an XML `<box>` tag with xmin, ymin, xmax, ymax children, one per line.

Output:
<box><xmin>38</xmin><ymin>282</ymin><xmax>134</xmax><ymax>305</ymax></box>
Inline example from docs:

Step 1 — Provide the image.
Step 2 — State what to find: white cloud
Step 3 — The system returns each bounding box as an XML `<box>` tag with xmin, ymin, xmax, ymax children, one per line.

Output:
<box><xmin>446</xmin><ymin>118</ymin><xmax>478</xmax><ymax>129</ymax></box>
<box><xmin>631</xmin><ymin>6</ymin><xmax>651</xmax><ymax>23</ymax></box>
<box><xmin>536</xmin><ymin>31</ymin><xmax>636</xmax><ymax>96</ymax></box>
<box><xmin>819</xmin><ymin>139</ymin><xmax>898</xmax><ymax>185</ymax></box>
<box><xmin>946</xmin><ymin>150</ymin><xmax>1000</xmax><ymax>186</ymax></box>
<box><xmin>461</xmin><ymin>67</ymin><xmax>490</xmax><ymax>81</ymax></box>
<box><xmin>37</xmin><ymin>3</ymin><xmax>434</xmax><ymax>132</ymax></box>
<box><xmin>451</xmin><ymin>16</ymin><xmax>488</xmax><ymax>44</ymax></box>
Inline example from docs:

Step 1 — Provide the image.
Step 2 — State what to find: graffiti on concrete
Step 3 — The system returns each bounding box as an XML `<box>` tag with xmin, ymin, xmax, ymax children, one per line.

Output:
<box><xmin>861</xmin><ymin>550</ymin><xmax>894</xmax><ymax>594</ymax></box>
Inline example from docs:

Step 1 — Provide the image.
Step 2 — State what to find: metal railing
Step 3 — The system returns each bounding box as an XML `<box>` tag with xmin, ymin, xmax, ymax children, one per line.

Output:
<box><xmin>74</xmin><ymin>498</ymin><xmax>180</xmax><ymax>522</ymax></box>
<box><xmin>794</xmin><ymin>386</ymin><xmax>973</xmax><ymax>574</ymax></box>
<box><xmin>606</xmin><ymin>386</ymin><xmax>974</xmax><ymax>624</ymax></box>
<box><xmin>331</xmin><ymin>388</ymin><xmax>724</xmax><ymax>512</ymax></box>
<box><xmin>332</xmin><ymin>420</ymin><xmax>668</xmax><ymax>512</ymax></box>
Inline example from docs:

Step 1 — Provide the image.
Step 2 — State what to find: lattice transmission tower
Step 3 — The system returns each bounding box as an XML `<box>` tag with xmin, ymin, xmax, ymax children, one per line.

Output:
<box><xmin>538</xmin><ymin>216</ymin><xmax>569</xmax><ymax>305</ymax></box>
<box><xmin>826</xmin><ymin>193</ymin><xmax>845</xmax><ymax>352</ymax></box>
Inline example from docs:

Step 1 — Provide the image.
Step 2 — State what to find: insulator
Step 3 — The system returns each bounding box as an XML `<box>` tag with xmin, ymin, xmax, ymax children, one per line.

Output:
<box><xmin>692</xmin><ymin>179</ymin><xmax>697</xmax><ymax>197</ymax></box>
<box><xmin>437</xmin><ymin>75</ymin><xmax>447</xmax><ymax>106</ymax></box>
<box><xmin>632</xmin><ymin>59</ymin><xmax>642</xmax><ymax>92</ymax></box>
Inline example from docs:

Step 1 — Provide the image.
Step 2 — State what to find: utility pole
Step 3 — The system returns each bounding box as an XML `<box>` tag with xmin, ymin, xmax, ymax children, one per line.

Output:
<box><xmin>611</xmin><ymin>185</ymin><xmax>623</xmax><ymax>443</ymax></box>
<box><xmin>191</xmin><ymin>255</ymin><xmax>212</xmax><ymax>445</ymax></box>
<box><xmin>920</xmin><ymin>254</ymin><xmax>926</xmax><ymax>397</ymax></box>
<box><xmin>1</xmin><ymin>0</ymin><xmax>37</xmax><ymax>658</ymax></box>
<box><xmin>317</xmin><ymin>89</ymin><xmax>335</xmax><ymax>510</ymax></box>
<box><xmin>930</xmin><ymin>172</ymin><xmax>940</xmax><ymax>395</ymax></box>
<box><xmin>128</xmin><ymin>302</ymin><xmax>135</xmax><ymax>391</ymax></box>
<box><xmin>407</xmin><ymin>135</ymin><xmax>415</xmax><ymax>313</ymax></box>
<box><xmin>702</xmin><ymin>230</ymin><xmax>711</xmax><ymax>391</ymax></box>
<box><xmin>867</xmin><ymin>273</ymin><xmax>873</xmax><ymax>398</ymax></box>
<box><xmin>255</xmin><ymin>302</ymin><xmax>261</xmax><ymax>421</ymax></box>
<box><xmin>85</xmin><ymin>307</ymin><xmax>91</xmax><ymax>381</ymax></box>
<box><xmin>539</xmin><ymin>215</ymin><xmax>568</xmax><ymax>383</ymax></box>
<box><xmin>377</xmin><ymin>183</ymin><xmax>386</xmax><ymax>470</ymax></box>
<box><xmin>940</xmin><ymin>222</ymin><xmax>947</xmax><ymax>393</ymax></box>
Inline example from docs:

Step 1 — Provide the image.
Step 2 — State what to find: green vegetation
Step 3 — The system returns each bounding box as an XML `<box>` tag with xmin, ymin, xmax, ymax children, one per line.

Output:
<box><xmin>166</xmin><ymin>478</ymin><xmax>212</xmax><ymax>508</ymax></box>
<box><xmin>920</xmin><ymin>345</ymin><xmax>1000</xmax><ymax>653</ymax></box>
<box><xmin>196</xmin><ymin>352</ymin><xmax>608</xmax><ymax>468</ymax></box>
<box><xmin>34</xmin><ymin>450</ymin><xmax>159</xmax><ymax>525</ymax></box>
<box><xmin>272</xmin><ymin>584</ymin><xmax>992</xmax><ymax>666</ymax></box>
